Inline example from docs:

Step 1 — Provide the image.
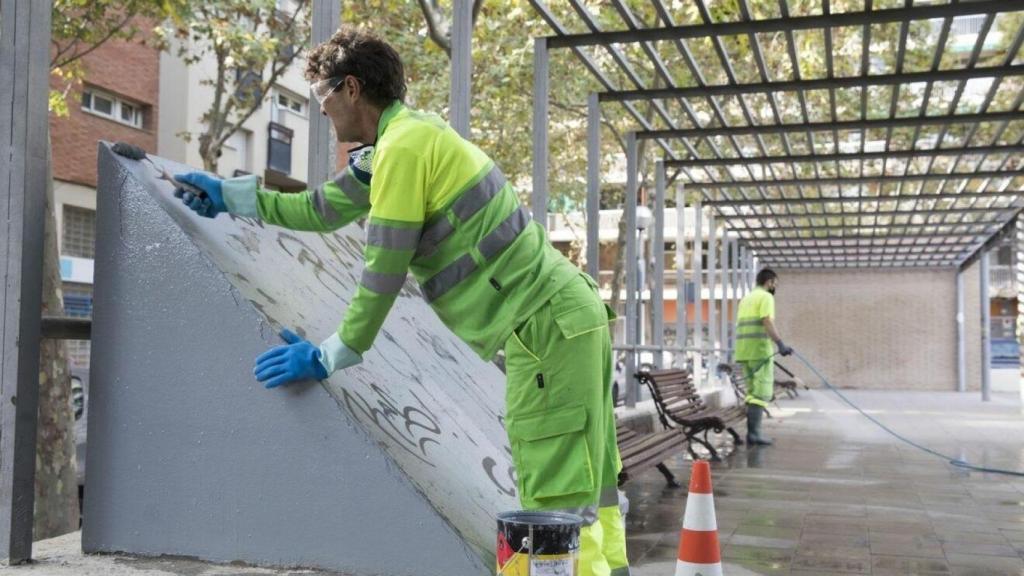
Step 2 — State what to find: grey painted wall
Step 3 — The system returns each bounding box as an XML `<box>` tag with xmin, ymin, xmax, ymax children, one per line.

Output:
<box><xmin>85</xmin><ymin>144</ymin><xmax>505</xmax><ymax>575</ymax></box>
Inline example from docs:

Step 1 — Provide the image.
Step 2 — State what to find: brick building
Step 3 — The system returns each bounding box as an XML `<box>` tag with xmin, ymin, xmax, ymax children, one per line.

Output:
<box><xmin>50</xmin><ymin>32</ymin><xmax>161</xmax><ymax>369</ymax></box>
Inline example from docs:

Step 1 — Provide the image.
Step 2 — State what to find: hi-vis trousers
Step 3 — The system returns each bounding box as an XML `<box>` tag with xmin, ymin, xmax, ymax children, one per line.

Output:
<box><xmin>504</xmin><ymin>273</ymin><xmax>630</xmax><ymax>576</ymax></box>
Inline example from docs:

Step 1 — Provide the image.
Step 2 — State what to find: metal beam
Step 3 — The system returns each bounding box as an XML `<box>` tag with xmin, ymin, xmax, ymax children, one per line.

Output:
<box><xmin>753</xmin><ymin>245</ymin><xmax>969</xmax><ymax>255</ymax></box>
<box><xmin>980</xmin><ymin>248</ymin><xmax>992</xmax><ymax>402</ymax></box>
<box><xmin>675</xmin><ymin>186</ymin><xmax>687</xmax><ymax>364</ymax></box>
<box><xmin>720</xmin><ymin>207</ymin><xmax>1020</xmax><ymax>219</ymax></box>
<box><xmin>449</xmin><ymin>0</ymin><xmax>473</xmax><ymax>137</ymax></box>
<box><xmin>531</xmin><ymin>36</ymin><xmax>549</xmax><ymax>227</ymax></box>
<box><xmin>586</xmin><ymin>93</ymin><xmax>600</xmax><ymax>280</ymax></box>
<box><xmin>706</xmin><ymin>192</ymin><xmax>1024</xmax><ymax>207</ymax></box>
<box><xmin>956</xmin><ymin>270</ymin><xmax>967</xmax><ymax>393</ymax></box>
<box><xmin>707</xmin><ymin>213</ymin><xmax>718</xmax><ymax>382</ymax></box>
<box><xmin>690</xmin><ymin>170</ymin><xmax>1024</xmax><ymax>190</ymax></box>
<box><xmin>692</xmin><ymin>200</ymin><xmax>704</xmax><ymax>390</ymax></box>
<box><xmin>744</xmin><ymin>236</ymin><xmax>978</xmax><ymax>246</ymax></box>
<box><xmin>1</xmin><ymin>0</ymin><xmax>52</xmax><ymax>563</ymax></box>
<box><xmin>653</xmin><ymin>161</ymin><xmax>666</xmax><ymax>369</ymax></box>
<box><xmin>637</xmin><ymin>111</ymin><xmax>1024</xmax><ymax>141</ymax></box>
<box><xmin>958</xmin><ymin>210</ymin><xmax>1022</xmax><ymax>271</ymax></box>
<box><xmin>40</xmin><ymin>317</ymin><xmax>91</xmax><ymax>340</ymax></box>
<box><xmin>307</xmin><ymin>0</ymin><xmax>340</xmax><ymax>186</ymax></box>
<box><xmin>624</xmin><ymin>133</ymin><xmax>638</xmax><ymax>406</ymax></box>
<box><xmin>667</xmin><ymin>145</ymin><xmax>1024</xmax><ymax>169</ymax></box>
<box><xmin>546</xmin><ymin>0</ymin><xmax>1007</xmax><ymax>48</ymax></box>
<box><xmin>602</xmin><ymin>64</ymin><xmax>1024</xmax><ymax>103</ymax></box>
<box><xmin>731</xmin><ymin>222</ymin><xmax>997</xmax><ymax>233</ymax></box>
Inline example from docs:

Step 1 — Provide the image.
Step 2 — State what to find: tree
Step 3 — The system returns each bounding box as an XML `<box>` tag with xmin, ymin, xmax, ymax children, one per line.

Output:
<box><xmin>157</xmin><ymin>0</ymin><xmax>311</xmax><ymax>173</ymax></box>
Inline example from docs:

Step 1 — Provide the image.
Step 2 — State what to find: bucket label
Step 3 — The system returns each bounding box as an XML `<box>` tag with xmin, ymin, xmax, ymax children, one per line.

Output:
<box><xmin>531</xmin><ymin>556</ymin><xmax>575</xmax><ymax>575</ymax></box>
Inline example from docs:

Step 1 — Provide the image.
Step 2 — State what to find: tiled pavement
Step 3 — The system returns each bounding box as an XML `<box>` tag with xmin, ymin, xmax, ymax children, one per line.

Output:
<box><xmin>622</xmin><ymin>389</ymin><xmax>1024</xmax><ymax>575</ymax></box>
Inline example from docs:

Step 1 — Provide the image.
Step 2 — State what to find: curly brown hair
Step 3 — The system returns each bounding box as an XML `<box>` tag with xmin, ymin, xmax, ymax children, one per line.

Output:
<box><xmin>304</xmin><ymin>26</ymin><xmax>406</xmax><ymax>108</ymax></box>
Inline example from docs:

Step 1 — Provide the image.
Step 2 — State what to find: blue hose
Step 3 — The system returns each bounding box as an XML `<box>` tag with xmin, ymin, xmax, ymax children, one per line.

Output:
<box><xmin>754</xmin><ymin>351</ymin><xmax>1024</xmax><ymax>478</ymax></box>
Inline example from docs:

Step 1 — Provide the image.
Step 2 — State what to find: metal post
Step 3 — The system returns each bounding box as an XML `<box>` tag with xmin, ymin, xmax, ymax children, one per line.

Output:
<box><xmin>653</xmin><ymin>161</ymin><xmax>665</xmax><ymax>369</ymax></box>
<box><xmin>707</xmin><ymin>214</ymin><xmax>718</xmax><ymax>386</ymax></box>
<box><xmin>586</xmin><ymin>93</ymin><xmax>600</xmax><ymax>281</ymax></box>
<box><xmin>980</xmin><ymin>250</ymin><xmax>992</xmax><ymax>401</ymax></box>
<box><xmin>728</xmin><ymin>238</ymin><xmax>737</xmax><ymax>359</ymax></box>
<box><xmin>532</xmin><ymin>37</ymin><xmax>549</xmax><ymax>228</ymax></box>
<box><xmin>1</xmin><ymin>0</ymin><xmax>52</xmax><ymax>562</ymax></box>
<box><xmin>675</xmin><ymin>187</ymin><xmax>686</xmax><ymax>367</ymax></box>
<box><xmin>719</xmin><ymin>235</ymin><xmax>728</xmax><ymax>366</ymax></box>
<box><xmin>692</xmin><ymin>201</ymin><xmax>704</xmax><ymax>389</ymax></box>
<box><xmin>449</xmin><ymin>0</ymin><xmax>473</xmax><ymax>137</ymax></box>
<box><xmin>307</xmin><ymin>0</ymin><xmax>340</xmax><ymax>184</ymax></box>
<box><xmin>739</xmin><ymin>246</ymin><xmax>748</xmax><ymax>298</ymax></box>
<box><xmin>624</xmin><ymin>133</ymin><xmax>638</xmax><ymax>406</ymax></box>
<box><xmin>956</xmin><ymin>269</ymin><xmax>967</xmax><ymax>393</ymax></box>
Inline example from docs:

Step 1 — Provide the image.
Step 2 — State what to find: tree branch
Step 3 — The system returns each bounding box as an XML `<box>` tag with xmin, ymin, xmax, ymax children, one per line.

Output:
<box><xmin>51</xmin><ymin>11</ymin><xmax>135</xmax><ymax>70</ymax></box>
<box><xmin>418</xmin><ymin>0</ymin><xmax>451</xmax><ymax>56</ymax></box>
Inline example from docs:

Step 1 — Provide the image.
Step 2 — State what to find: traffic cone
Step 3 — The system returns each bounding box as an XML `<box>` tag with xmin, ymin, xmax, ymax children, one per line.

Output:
<box><xmin>674</xmin><ymin>460</ymin><xmax>722</xmax><ymax>576</ymax></box>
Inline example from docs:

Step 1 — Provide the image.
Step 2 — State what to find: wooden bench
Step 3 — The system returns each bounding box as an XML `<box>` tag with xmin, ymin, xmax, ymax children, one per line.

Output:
<box><xmin>634</xmin><ymin>368</ymin><xmax>745</xmax><ymax>461</ymax></box>
<box><xmin>615</xmin><ymin>421</ymin><xmax>685</xmax><ymax>487</ymax></box>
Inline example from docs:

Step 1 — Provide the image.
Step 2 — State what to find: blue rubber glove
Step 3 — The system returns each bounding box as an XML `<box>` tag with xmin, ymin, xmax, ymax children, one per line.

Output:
<box><xmin>254</xmin><ymin>329</ymin><xmax>329</xmax><ymax>389</ymax></box>
<box><xmin>173</xmin><ymin>172</ymin><xmax>226</xmax><ymax>218</ymax></box>
<box><xmin>776</xmin><ymin>341</ymin><xmax>794</xmax><ymax>357</ymax></box>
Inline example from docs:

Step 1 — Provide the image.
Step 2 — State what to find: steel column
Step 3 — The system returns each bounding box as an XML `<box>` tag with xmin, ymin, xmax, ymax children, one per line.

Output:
<box><xmin>624</xmin><ymin>133</ymin><xmax>639</xmax><ymax>406</ymax></box>
<box><xmin>980</xmin><ymin>249</ymin><xmax>992</xmax><ymax>401</ymax></box>
<box><xmin>532</xmin><ymin>36</ymin><xmax>549</xmax><ymax>227</ymax></box>
<box><xmin>956</xmin><ymin>269</ymin><xmax>967</xmax><ymax>393</ymax></box>
<box><xmin>692</xmin><ymin>201</ymin><xmax>704</xmax><ymax>389</ymax></box>
<box><xmin>307</xmin><ymin>0</ymin><xmax>340</xmax><ymax>185</ymax></box>
<box><xmin>586</xmin><ymin>93</ymin><xmax>600</xmax><ymax>281</ymax></box>
<box><xmin>718</xmin><ymin>234</ymin><xmax>729</xmax><ymax>367</ymax></box>
<box><xmin>653</xmin><ymin>161</ymin><xmax>666</xmax><ymax>369</ymax></box>
<box><xmin>707</xmin><ymin>213</ymin><xmax>718</xmax><ymax>385</ymax></box>
<box><xmin>675</xmin><ymin>187</ymin><xmax>687</xmax><ymax>367</ymax></box>
<box><xmin>449</xmin><ymin>0</ymin><xmax>473</xmax><ymax>137</ymax></box>
<box><xmin>1</xmin><ymin>0</ymin><xmax>52</xmax><ymax>563</ymax></box>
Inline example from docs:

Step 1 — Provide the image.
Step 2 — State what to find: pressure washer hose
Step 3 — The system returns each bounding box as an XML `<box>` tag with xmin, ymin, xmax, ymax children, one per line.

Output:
<box><xmin>750</xmin><ymin>352</ymin><xmax>1024</xmax><ymax>477</ymax></box>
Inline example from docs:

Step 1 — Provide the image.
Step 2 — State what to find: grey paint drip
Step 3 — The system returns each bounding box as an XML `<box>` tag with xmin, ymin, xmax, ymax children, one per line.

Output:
<box><xmin>86</xmin><ymin>143</ymin><xmax>518</xmax><ymax>575</ymax></box>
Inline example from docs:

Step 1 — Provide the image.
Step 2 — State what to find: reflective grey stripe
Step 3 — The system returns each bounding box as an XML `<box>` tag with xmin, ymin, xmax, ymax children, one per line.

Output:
<box><xmin>479</xmin><ymin>207</ymin><xmax>529</xmax><ymax>260</ymax></box>
<box><xmin>737</xmin><ymin>319</ymin><xmax>763</xmax><ymax>327</ymax></box>
<box><xmin>333</xmin><ymin>169</ymin><xmax>370</xmax><ymax>207</ymax></box>
<box><xmin>736</xmin><ymin>333</ymin><xmax>770</xmax><ymax>340</ymax></box>
<box><xmin>415</xmin><ymin>216</ymin><xmax>455</xmax><ymax>259</ymax></box>
<box><xmin>599</xmin><ymin>486</ymin><xmax>620</xmax><ymax>508</ymax></box>
<box><xmin>550</xmin><ymin>505</ymin><xmax>598</xmax><ymax>526</ymax></box>
<box><xmin>311</xmin><ymin>185</ymin><xmax>341</xmax><ymax>225</ymax></box>
<box><xmin>422</xmin><ymin>254</ymin><xmax>477</xmax><ymax>302</ymax></box>
<box><xmin>610</xmin><ymin>566</ymin><xmax>631</xmax><ymax>576</ymax></box>
<box><xmin>421</xmin><ymin>208</ymin><xmax>530</xmax><ymax>302</ymax></box>
<box><xmin>415</xmin><ymin>165</ymin><xmax>505</xmax><ymax>259</ymax></box>
<box><xmin>367</xmin><ymin>223</ymin><xmax>421</xmax><ymax>251</ymax></box>
<box><xmin>360</xmin><ymin>269</ymin><xmax>406</xmax><ymax>295</ymax></box>
<box><xmin>450</xmin><ymin>165</ymin><xmax>506</xmax><ymax>221</ymax></box>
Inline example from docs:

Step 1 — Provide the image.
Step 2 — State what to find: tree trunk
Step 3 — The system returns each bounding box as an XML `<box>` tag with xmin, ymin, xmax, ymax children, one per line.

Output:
<box><xmin>35</xmin><ymin>141</ymin><xmax>80</xmax><ymax>540</ymax></box>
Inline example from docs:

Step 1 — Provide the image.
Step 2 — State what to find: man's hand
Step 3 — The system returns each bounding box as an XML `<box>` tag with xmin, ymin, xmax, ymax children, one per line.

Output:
<box><xmin>776</xmin><ymin>341</ymin><xmax>794</xmax><ymax>357</ymax></box>
<box><xmin>254</xmin><ymin>329</ymin><xmax>329</xmax><ymax>389</ymax></box>
<box><xmin>173</xmin><ymin>172</ymin><xmax>227</xmax><ymax>218</ymax></box>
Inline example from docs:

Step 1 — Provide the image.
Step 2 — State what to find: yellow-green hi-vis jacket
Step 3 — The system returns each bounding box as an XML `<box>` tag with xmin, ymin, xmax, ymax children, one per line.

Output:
<box><xmin>221</xmin><ymin>101</ymin><xmax>579</xmax><ymax>371</ymax></box>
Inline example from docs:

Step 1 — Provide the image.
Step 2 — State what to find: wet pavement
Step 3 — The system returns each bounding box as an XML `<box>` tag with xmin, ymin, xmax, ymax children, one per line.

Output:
<box><xmin>622</xmin><ymin>389</ymin><xmax>1024</xmax><ymax>575</ymax></box>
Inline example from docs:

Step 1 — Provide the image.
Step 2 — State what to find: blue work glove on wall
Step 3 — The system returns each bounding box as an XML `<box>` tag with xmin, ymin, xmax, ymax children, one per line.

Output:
<box><xmin>173</xmin><ymin>172</ymin><xmax>226</xmax><ymax>218</ymax></box>
<box><xmin>254</xmin><ymin>329</ymin><xmax>329</xmax><ymax>389</ymax></box>
<box><xmin>776</xmin><ymin>341</ymin><xmax>794</xmax><ymax>357</ymax></box>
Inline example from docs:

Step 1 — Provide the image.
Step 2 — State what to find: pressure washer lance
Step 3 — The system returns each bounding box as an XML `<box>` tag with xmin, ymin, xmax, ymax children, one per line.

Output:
<box><xmin>111</xmin><ymin>142</ymin><xmax>207</xmax><ymax>200</ymax></box>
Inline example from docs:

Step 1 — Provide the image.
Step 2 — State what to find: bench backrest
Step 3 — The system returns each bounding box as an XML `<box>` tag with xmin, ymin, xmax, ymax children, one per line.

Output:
<box><xmin>636</xmin><ymin>368</ymin><xmax>708</xmax><ymax>427</ymax></box>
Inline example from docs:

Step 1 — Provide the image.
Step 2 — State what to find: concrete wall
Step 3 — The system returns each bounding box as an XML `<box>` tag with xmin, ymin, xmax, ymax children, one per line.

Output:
<box><xmin>86</xmin><ymin>145</ymin><xmax>512</xmax><ymax>574</ymax></box>
<box><xmin>773</xmin><ymin>267</ymin><xmax>984</xmax><ymax>391</ymax></box>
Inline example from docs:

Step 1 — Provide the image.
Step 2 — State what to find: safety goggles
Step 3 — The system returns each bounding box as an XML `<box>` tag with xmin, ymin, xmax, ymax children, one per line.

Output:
<box><xmin>310</xmin><ymin>76</ymin><xmax>346</xmax><ymax>106</ymax></box>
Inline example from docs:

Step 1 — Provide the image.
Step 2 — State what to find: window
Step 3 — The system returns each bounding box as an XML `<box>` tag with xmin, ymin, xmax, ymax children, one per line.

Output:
<box><xmin>274</xmin><ymin>90</ymin><xmax>307</xmax><ymax>117</ymax></box>
<box><xmin>62</xmin><ymin>282</ymin><xmax>93</xmax><ymax>369</ymax></box>
<box><xmin>62</xmin><ymin>206</ymin><xmax>96</xmax><ymax>259</ymax></box>
<box><xmin>267</xmin><ymin>122</ymin><xmax>293</xmax><ymax>175</ymax></box>
<box><xmin>81</xmin><ymin>88</ymin><xmax>144</xmax><ymax>129</ymax></box>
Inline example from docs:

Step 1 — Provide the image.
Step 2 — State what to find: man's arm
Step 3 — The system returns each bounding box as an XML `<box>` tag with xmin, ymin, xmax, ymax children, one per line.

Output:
<box><xmin>763</xmin><ymin>317</ymin><xmax>793</xmax><ymax>356</ymax></box>
<box><xmin>221</xmin><ymin>165</ymin><xmax>370</xmax><ymax>232</ymax></box>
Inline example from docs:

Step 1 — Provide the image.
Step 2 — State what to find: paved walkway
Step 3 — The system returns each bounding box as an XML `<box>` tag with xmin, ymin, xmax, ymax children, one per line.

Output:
<box><xmin>623</xmin><ymin>389</ymin><xmax>1024</xmax><ymax>575</ymax></box>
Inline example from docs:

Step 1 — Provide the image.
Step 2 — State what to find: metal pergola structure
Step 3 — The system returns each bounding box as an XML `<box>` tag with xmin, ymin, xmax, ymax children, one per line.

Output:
<box><xmin>529</xmin><ymin>0</ymin><xmax>1024</xmax><ymax>405</ymax></box>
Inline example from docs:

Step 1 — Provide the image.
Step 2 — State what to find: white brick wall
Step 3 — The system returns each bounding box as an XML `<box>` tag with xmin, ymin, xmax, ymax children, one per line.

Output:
<box><xmin>771</xmin><ymin>267</ymin><xmax>984</xmax><ymax>391</ymax></box>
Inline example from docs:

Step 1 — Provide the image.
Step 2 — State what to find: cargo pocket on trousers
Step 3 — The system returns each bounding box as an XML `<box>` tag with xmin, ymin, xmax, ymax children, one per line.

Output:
<box><xmin>511</xmin><ymin>404</ymin><xmax>594</xmax><ymax>500</ymax></box>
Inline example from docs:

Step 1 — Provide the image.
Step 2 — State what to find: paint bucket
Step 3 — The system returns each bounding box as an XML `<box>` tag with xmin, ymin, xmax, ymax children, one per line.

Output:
<box><xmin>496</xmin><ymin>510</ymin><xmax>581</xmax><ymax>576</ymax></box>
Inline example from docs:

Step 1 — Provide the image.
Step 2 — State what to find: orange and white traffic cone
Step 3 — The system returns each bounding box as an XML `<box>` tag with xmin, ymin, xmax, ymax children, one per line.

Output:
<box><xmin>674</xmin><ymin>460</ymin><xmax>722</xmax><ymax>576</ymax></box>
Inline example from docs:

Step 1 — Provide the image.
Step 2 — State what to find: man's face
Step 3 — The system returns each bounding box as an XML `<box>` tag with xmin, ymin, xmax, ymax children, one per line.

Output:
<box><xmin>318</xmin><ymin>75</ymin><xmax>364</xmax><ymax>143</ymax></box>
<box><xmin>764</xmin><ymin>278</ymin><xmax>778</xmax><ymax>294</ymax></box>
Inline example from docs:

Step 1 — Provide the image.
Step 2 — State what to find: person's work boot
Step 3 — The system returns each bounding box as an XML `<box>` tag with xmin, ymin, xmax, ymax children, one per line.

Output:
<box><xmin>745</xmin><ymin>404</ymin><xmax>773</xmax><ymax>446</ymax></box>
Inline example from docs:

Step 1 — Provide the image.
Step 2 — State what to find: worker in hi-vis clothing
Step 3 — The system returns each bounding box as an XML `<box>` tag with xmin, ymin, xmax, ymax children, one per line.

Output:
<box><xmin>171</xmin><ymin>27</ymin><xmax>629</xmax><ymax>576</ymax></box>
<box><xmin>733</xmin><ymin>268</ymin><xmax>793</xmax><ymax>446</ymax></box>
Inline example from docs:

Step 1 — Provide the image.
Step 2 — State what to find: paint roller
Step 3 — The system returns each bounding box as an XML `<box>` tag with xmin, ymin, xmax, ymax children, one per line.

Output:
<box><xmin>111</xmin><ymin>141</ymin><xmax>208</xmax><ymax>200</ymax></box>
